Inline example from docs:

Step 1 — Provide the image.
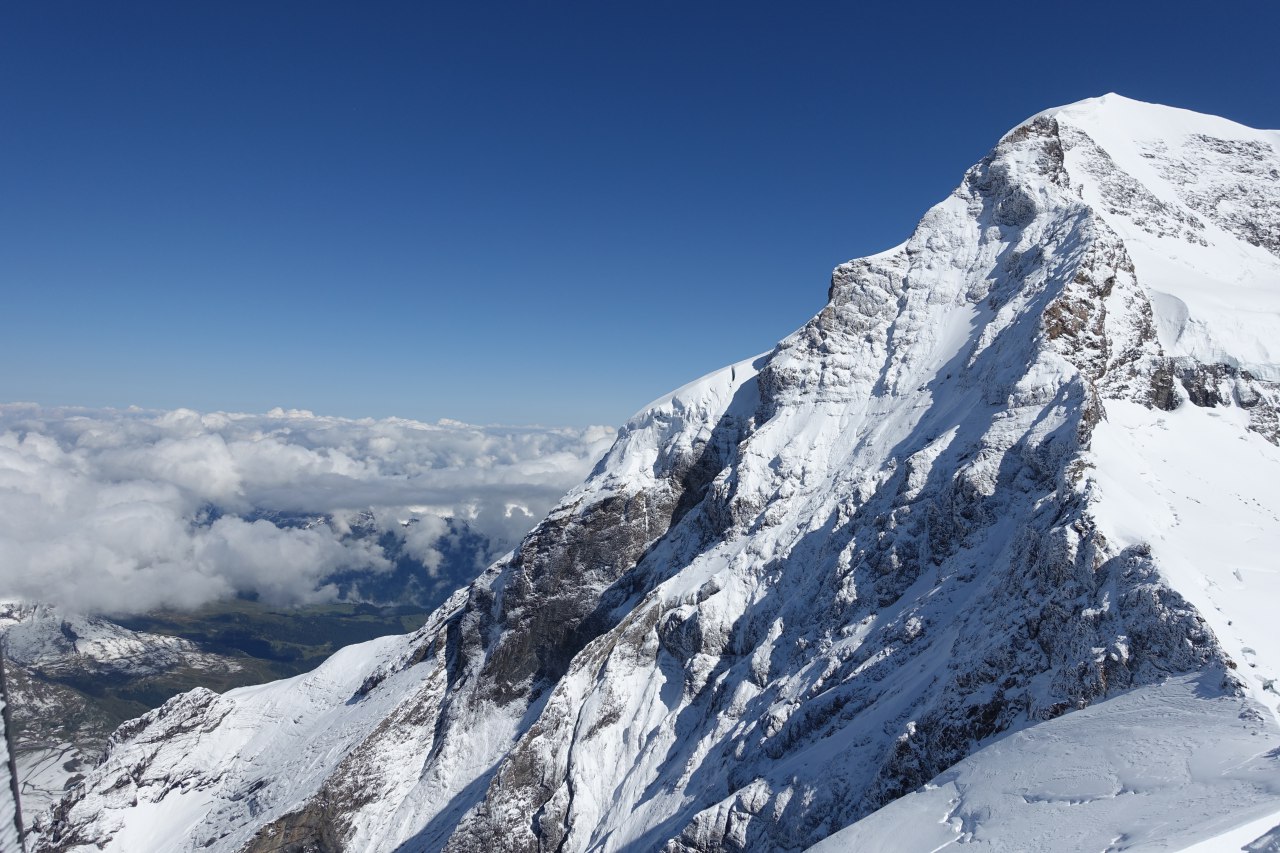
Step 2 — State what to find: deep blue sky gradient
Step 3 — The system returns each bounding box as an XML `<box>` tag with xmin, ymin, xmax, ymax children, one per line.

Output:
<box><xmin>4</xmin><ymin>2</ymin><xmax>1278</xmax><ymax>425</ymax></box>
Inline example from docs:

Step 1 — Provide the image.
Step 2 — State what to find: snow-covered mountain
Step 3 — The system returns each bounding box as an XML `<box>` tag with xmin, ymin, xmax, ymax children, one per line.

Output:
<box><xmin>32</xmin><ymin>94</ymin><xmax>1280</xmax><ymax>852</ymax></box>
<box><xmin>1</xmin><ymin>605</ymin><xmax>239</xmax><ymax>682</ymax></box>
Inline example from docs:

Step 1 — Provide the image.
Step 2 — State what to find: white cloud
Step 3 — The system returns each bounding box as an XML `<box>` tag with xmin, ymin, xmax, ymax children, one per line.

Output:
<box><xmin>0</xmin><ymin>404</ymin><xmax>615</xmax><ymax>614</ymax></box>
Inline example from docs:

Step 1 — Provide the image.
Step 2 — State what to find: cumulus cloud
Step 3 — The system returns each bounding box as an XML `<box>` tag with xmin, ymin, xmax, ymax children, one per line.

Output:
<box><xmin>0</xmin><ymin>404</ymin><xmax>615</xmax><ymax>614</ymax></box>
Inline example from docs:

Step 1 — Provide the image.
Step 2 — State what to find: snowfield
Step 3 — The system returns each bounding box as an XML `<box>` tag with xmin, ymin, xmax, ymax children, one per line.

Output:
<box><xmin>809</xmin><ymin>676</ymin><xmax>1280</xmax><ymax>852</ymax></box>
<box><xmin>30</xmin><ymin>94</ymin><xmax>1280</xmax><ymax>853</ymax></box>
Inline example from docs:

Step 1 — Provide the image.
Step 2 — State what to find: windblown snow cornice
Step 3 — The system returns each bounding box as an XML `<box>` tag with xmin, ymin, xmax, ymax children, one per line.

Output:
<box><xmin>34</xmin><ymin>95</ymin><xmax>1280</xmax><ymax>853</ymax></box>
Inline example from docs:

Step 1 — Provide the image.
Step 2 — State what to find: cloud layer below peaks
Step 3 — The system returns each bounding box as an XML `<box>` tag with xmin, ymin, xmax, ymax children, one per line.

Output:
<box><xmin>0</xmin><ymin>404</ymin><xmax>614</xmax><ymax>614</ymax></box>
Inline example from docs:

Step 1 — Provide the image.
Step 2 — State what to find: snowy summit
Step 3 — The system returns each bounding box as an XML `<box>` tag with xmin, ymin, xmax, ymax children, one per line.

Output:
<box><xmin>31</xmin><ymin>95</ymin><xmax>1280</xmax><ymax>852</ymax></box>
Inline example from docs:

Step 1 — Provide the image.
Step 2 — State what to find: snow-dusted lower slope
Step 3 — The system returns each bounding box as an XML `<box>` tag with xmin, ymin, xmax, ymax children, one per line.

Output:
<box><xmin>34</xmin><ymin>94</ymin><xmax>1280</xmax><ymax>852</ymax></box>
<box><xmin>0</xmin><ymin>604</ymin><xmax>246</xmax><ymax>822</ymax></box>
<box><xmin>36</xmin><ymin>632</ymin><xmax>429</xmax><ymax>851</ymax></box>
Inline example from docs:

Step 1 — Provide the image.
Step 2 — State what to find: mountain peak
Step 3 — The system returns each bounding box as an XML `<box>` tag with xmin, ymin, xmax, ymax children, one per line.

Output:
<box><xmin>1026</xmin><ymin>91</ymin><xmax>1270</xmax><ymax>138</ymax></box>
<box><xmin>982</xmin><ymin>94</ymin><xmax>1280</xmax><ymax>383</ymax></box>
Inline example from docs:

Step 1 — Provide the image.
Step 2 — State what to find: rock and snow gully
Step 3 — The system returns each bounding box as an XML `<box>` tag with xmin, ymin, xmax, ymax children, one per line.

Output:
<box><xmin>31</xmin><ymin>95</ymin><xmax>1280</xmax><ymax>852</ymax></box>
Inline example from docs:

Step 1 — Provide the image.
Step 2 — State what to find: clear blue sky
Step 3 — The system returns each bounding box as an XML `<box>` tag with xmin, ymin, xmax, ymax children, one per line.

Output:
<box><xmin>4</xmin><ymin>2</ymin><xmax>1277</xmax><ymax>426</ymax></box>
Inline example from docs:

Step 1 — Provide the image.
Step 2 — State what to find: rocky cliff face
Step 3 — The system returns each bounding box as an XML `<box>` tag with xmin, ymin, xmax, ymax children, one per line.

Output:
<box><xmin>32</xmin><ymin>95</ymin><xmax>1280</xmax><ymax>852</ymax></box>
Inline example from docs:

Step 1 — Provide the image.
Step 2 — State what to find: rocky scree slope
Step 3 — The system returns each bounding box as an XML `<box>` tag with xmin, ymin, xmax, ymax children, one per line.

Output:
<box><xmin>33</xmin><ymin>95</ymin><xmax>1280</xmax><ymax>852</ymax></box>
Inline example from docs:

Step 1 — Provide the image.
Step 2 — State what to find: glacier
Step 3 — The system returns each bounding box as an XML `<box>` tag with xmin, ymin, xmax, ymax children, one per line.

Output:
<box><xmin>31</xmin><ymin>94</ymin><xmax>1280</xmax><ymax>852</ymax></box>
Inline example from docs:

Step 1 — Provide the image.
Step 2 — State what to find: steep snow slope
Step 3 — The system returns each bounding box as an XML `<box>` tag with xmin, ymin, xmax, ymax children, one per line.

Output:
<box><xmin>35</xmin><ymin>95</ymin><xmax>1280</xmax><ymax>852</ymax></box>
